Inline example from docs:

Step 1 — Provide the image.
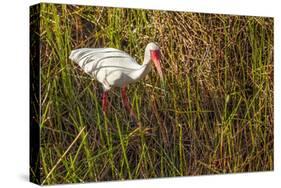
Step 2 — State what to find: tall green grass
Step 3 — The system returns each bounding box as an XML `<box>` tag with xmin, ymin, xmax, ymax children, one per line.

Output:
<box><xmin>38</xmin><ymin>3</ymin><xmax>273</xmax><ymax>185</ymax></box>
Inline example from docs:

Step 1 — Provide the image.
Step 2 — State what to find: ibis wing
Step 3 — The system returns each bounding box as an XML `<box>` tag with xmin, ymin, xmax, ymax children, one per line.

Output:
<box><xmin>69</xmin><ymin>48</ymin><xmax>139</xmax><ymax>76</ymax></box>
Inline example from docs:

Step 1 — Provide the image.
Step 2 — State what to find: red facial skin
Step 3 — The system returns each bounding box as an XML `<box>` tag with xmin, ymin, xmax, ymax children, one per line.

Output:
<box><xmin>150</xmin><ymin>50</ymin><xmax>163</xmax><ymax>80</ymax></box>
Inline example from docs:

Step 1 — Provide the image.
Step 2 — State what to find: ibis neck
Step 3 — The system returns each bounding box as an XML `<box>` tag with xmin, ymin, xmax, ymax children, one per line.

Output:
<box><xmin>130</xmin><ymin>55</ymin><xmax>152</xmax><ymax>81</ymax></box>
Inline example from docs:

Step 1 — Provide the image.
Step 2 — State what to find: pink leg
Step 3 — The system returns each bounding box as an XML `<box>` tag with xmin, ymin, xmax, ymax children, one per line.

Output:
<box><xmin>121</xmin><ymin>87</ymin><xmax>137</xmax><ymax>121</ymax></box>
<box><xmin>102</xmin><ymin>91</ymin><xmax>108</xmax><ymax>113</ymax></box>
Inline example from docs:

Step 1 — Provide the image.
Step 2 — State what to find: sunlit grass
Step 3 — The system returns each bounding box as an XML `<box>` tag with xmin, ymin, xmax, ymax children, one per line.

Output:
<box><xmin>37</xmin><ymin>3</ymin><xmax>273</xmax><ymax>185</ymax></box>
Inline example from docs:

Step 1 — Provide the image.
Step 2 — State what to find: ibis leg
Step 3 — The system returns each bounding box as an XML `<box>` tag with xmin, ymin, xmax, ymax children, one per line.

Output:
<box><xmin>102</xmin><ymin>91</ymin><xmax>108</xmax><ymax>113</ymax></box>
<box><xmin>121</xmin><ymin>87</ymin><xmax>137</xmax><ymax>122</ymax></box>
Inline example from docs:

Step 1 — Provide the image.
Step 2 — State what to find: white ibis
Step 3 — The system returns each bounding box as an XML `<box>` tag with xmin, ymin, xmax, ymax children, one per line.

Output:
<box><xmin>69</xmin><ymin>42</ymin><xmax>163</xmax><ymax>121</ymax></box>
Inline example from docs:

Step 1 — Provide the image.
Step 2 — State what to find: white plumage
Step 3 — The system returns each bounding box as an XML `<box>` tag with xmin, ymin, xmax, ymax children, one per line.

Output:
<box><xmin>69</xmin><ymin>48</ymin><xmax>139</xmax><ymax>90</ymax></box>
<box><xmin>69</xmin><ymin>43</ymin><xmax>162</xmax><ymax>91</ymax></box>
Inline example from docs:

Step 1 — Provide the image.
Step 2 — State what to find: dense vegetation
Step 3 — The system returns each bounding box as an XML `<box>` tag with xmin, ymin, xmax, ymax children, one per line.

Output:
<box><xmin>38</xmin><ymin>3</ymin><xmax>273</xmax><ymax>185</ymax></box>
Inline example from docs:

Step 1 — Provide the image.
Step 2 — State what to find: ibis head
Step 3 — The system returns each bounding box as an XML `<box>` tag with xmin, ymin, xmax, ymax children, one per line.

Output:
<box><xmin>145</xmin><ymin>42</ymin><xmax>163</xmax><ymax>81</ymax></box>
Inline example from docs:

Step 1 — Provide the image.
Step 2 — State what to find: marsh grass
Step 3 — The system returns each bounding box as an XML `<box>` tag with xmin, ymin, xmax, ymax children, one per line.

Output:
<box><xmin>38</xmin><ymin>3</ymin><xmax>273</xmax><ymax>185</ymax></box>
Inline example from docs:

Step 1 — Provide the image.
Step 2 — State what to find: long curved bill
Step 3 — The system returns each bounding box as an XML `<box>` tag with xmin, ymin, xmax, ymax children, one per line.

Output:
<box><xmin>152</xmin><ymin>58</ymin><xmax>166</xmax><ymax>94</ymax></box>
<box><xmin>153</xmin><ymin>59</ymin><xmax>163</xmax><ymax>81</ymax></box>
